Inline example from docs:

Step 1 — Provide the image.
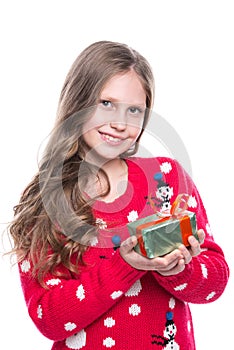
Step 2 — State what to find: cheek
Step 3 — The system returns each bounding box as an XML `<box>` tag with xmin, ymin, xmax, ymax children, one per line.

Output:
<box><xmin>82</xmin><ymin>121</ymin><xmax>99</xmax><ymax>146</ymax></box>
<box><xmin>129</xmin><ymin>124</ymin><xmax>143</xmax><ymax>140</ymax></box>
<box><xmin>82</xmin><ymin>119</ymin><xmax>97</xmax><ymax>135</ymax></box>
<box><xmin>82</xmin><ymin>108</ymin><xmax>104</xmax><ymax>134</ymax></box>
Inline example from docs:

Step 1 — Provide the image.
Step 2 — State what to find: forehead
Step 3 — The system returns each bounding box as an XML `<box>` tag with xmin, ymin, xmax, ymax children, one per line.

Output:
<box><xmin>100</xmin><ymin>70</ymin><xmax>146</xmax><ymax>106</ymax></box>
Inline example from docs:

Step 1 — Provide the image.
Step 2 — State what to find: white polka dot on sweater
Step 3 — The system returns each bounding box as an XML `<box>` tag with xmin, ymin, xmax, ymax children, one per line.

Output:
<box><xmin>46</xmin><ymin>278</ymin><xmax>61</xmax><ymax>286</ymax></box>
<box><xmin>127</xmin><ymin>210</ymin><xmax>138</xmax><ymax>222</ymax></box>
<box><xmin>169</xmin><ymin>297</ymin><xmax>176</xmax><ymax>309</ymax></box>
<box><xmin>187</xmin><ymin>320</ymin><xmax>191</xmax><ymax>332</ymax></box>
<box><xmin>76</xmin><ymin>285</ymin><xmax>85</xmax><ymax>301</ymax></box>
<box><xmin>65</xmin><ymin>329</ymin><xmax>86</xmax><ymax>349</ymax></box>
<box><xmin>160</xmin><ymin>162</ymin><xmax>172</xmax><ymax>174</ymax></box>
<box><xmin>64</xmin><ymin>322</ymin><xmax>77</xmax><ymax>331</ymax></box>
<box><xmin>90</xmin><ymin>236</ymin><xmax>99</xmax><ymax>246</ymax></box>
<box><xmin>129</xmin><ymin>304</ymin><xmax>141</xmax><ymax>316</ymax></box>
<box><xmin>188</xmin><ymin>195</ymin><xmax>197</xmax><ymax>208</ymax></box>
<box><xmin>103</xmin><ymin>337</ymin><xmax>115</xmax><ymax>348</ymax></box>
<box><xmin>206</xmin><ymin>291</ymin><xmax>216</xmax><ymax>301</ymax></box>
<box><xmin>96</xmin><ymin>218</ymin><xmax>107</xmax><ymax>230</ymax></box>
<box><xmin>20</xmin><ymin>259</ymin><xmax>31</xmax><ymax>273</ymax></box>
<box><xmin>110</xmin><ymin>291</ymin><xmax>123</xmax><ymax>299</ymax></box>
<box><xmin>104</xmin><ymin>317</ymin><xmax>115</xmax><ymax>328</ymax></box>
<box><xmin>125</xmin><ymin>280</ymin><xmax>142</xmax><ymax>297</ymax></box>
<box><xmin>37</xmin><ymin>305</ymin><xmax>43</xmax><ymax>319</ymax></box>
<box><xmin>206</xmin><ymin>223</ymin><xmax>212</xmax><ymax>236</ymax></box>
<box><xmin>174</xmin><ymin>283</ymin><xmax>188</xmax><ymax>291</ymax></box>
<box><xmin>201</xmin><ymin>263</ymin><xmax>208</xmax><ymax>278</ymax></box>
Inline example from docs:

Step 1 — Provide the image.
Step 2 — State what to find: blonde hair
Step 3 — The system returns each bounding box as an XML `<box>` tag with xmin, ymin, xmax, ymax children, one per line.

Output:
<box><xmin>9</xmin><ymin>41</ymin><xmax>155</xmax><ymax>286</ymax></box>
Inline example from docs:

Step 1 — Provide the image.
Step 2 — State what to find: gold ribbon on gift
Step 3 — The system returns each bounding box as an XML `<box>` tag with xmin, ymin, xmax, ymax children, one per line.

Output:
<box><xmin>170</xmin><ymin>193</ymin><xmax>189</xmax><ymax>218</ymax></box>
<box><xmin>136</xmin><ymin>194</ymin><xmax>193</xmax><ymax>256</ymax></box>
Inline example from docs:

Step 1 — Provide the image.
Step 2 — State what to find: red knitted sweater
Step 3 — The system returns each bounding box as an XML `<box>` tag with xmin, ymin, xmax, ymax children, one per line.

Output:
<box><xmin>19</xmin><ymin>157</ymin><xmax>229</xmax><ymax>350</ymax></box>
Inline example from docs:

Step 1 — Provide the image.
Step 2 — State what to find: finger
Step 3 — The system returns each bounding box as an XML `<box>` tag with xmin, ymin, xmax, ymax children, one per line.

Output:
<box><xmin>160</xmin><ymin>249</ymin><xmax>183</xmax><ymax>265</ymax></box>
<box><xmin>157</xmin><ymin>258</ymin><xmax>185</xmax><ymax>276</ymax></box>
<box><xmin>153</xmin><ymin>250</ymin><xmax>183</xmax><ymax>271</ymax></box>
<box><xmin>119</xmin><ymin>236</ymin><xmax>138</xmax><ymax>254</ymax></box>
<box><xmin>155</xmin><ymin>259</ymin><xmax>180</xmax><ymax>272</ymax></box>
<box><xmin>134</xmin><ymin>252</ymin><xmax>181</xmax><ymax>271</ymax></box>
<box><xmin>197</xmin><ymin>229</ymin><xmax>205</xmax><ymax>244</ymax></box>
<box><xmin>188</xmin><ymin>235</ymin><xmax>201</xmax><ymax>256</ymax></box>
<box><xmin>178</xmin><ymin>244</ymin><xmax>192</xmax><ymax>264</ymax></box>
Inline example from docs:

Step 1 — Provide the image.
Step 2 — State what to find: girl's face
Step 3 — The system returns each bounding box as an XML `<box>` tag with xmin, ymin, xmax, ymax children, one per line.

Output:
<box><xmin>82</xmin><ymin>70</ymin><xmax>146</xmax><ymax>162</ymax></box>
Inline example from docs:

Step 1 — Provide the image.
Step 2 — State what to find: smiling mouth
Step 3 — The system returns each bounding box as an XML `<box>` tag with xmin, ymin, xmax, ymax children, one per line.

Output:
<box><xmin>99</xmin><ymin>132</ymin><xmax>124</xmax><ymax>144</ymax></box>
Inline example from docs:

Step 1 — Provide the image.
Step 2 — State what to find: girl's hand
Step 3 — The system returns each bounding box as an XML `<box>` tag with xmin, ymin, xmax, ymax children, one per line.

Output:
<box><xmin>119</xmin><ymin>229</ymin><xmax>205</xmax><ymax>276</ymax></box>
<box><xmin>119</xmin><ymin>236</ymin><xmax>185</xmax><ymax>276</ymax></box>
<box><xmin>178</xmin><ymin>229</ymin><xmax>205</xmax><ymax>264</ymax></box>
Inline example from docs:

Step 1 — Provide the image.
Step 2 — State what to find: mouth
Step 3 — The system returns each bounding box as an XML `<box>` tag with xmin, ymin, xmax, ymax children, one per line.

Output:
<box><xmin>99</xmin><ymin>131</ymin><xmax>125</xmax><ymax>145</ymax></box>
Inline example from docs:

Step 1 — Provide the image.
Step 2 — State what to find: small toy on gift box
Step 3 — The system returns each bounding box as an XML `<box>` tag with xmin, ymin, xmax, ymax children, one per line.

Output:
<box><xmin>127</xmin><ymin>194</ymin><xmax>199</xmax><ymax>258</ymax></box>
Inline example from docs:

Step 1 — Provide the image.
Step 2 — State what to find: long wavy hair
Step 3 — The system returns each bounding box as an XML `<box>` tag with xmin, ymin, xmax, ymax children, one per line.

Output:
<box><xmin>9</xmin><ymin>41</ymin><xmax>155</xmax><ymax>286</ymax></box>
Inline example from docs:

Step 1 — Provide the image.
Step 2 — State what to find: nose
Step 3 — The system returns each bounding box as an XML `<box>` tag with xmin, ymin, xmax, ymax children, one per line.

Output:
<box><xmin>109</xmin><ymin>119</ymin><xmax>127</xmax><ymax>131</ymax></box>
<box><xmin>109</xmin><ymin>108</ymin><xmax>127</xmax><ymax>131</ymax></box>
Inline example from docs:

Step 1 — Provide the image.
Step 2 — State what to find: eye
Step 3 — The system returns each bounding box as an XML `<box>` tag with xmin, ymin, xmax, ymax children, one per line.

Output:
<box><xmin>100</xmin><ymin>100</ymin><xmax>112</xmax><ymax>108</ymax></box>
<box><xmin>128</xmin><ymin>106</ymin><xmax>144</xmax><ymax>115</ymax></box>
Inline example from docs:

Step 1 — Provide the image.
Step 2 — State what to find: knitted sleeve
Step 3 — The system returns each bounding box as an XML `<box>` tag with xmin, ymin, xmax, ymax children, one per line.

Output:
<box><xmin>19</xmin><ymin>248</ymin><xmax>145</xmax><ymax>341</ymax></box>
<box><xmin>151</xmin><ymin>158</ymin><xmax>229</xmax><ymax>303</ymax></box>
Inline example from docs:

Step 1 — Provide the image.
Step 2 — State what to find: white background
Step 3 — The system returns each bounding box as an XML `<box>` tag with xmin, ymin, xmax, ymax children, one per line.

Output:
<box><xmin>0</xmin><ymin>1</ymin><xmax>233</xmax><ymax>349</ymax></box>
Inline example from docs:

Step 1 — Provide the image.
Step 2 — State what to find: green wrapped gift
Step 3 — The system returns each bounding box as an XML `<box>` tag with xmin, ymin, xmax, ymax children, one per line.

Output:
<box><xmin>127</xmin><ymin>211</ymin><xmax>198</xmax><ymax>258</ymax></box>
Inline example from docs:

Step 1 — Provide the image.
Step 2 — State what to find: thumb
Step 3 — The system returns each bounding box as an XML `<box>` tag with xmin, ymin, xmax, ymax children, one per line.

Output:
<box><xmin>120</xmin><ymin>236</ymin><xmax>138</xmax><ymax>253</ymax></box>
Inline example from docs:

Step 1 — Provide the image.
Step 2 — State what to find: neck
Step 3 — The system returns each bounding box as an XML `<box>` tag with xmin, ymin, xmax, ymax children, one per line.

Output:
<box><xmin>101</xmin><ymin>158</ymin><xmax>126</xmax><ymax>176</ymax></box>
<box><xmin>101</xmin><ymin>159</ymin><xmax>129</xmax><ymax>203</ymax></box>
<box><xmin>84</xmin><ymin>158</ymin><xmax>128</xmax><ymax>203</ymax></box>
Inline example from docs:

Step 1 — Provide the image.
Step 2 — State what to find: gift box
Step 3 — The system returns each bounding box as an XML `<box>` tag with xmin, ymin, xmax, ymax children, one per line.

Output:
<box><xmin>127</xmin><ymin>209</ymin><xmax>198</xmax><ymax>258</ymax></box>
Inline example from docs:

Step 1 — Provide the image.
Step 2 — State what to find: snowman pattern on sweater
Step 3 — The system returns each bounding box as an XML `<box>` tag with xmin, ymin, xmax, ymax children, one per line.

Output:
<box><xmin>151</xmin><ymin>311</ymin><xmax>179</xmax><ymax>349</ymax></box>
<box><xmin>145</xmin><ymin>172</ymin><xmax>174</xmax><ymax>213</ymax></box>
<box><xmin>152</xmin><ymin>298</ymin><xmax>180</xmax><ymax>349</ymax></box>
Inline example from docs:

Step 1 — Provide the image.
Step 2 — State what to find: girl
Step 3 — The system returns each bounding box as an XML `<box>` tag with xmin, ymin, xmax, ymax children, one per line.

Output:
<box><xmin>9</xmin><ymin>41</ymin><xmax>229</xmax><ymax>350</ymax></box>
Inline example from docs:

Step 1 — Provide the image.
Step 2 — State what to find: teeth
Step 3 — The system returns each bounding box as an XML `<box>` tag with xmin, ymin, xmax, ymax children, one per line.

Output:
<box><xmin>103</xmin><ymin>134</ymin><xmax>121</xmax><ymax>143</ymax></box>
